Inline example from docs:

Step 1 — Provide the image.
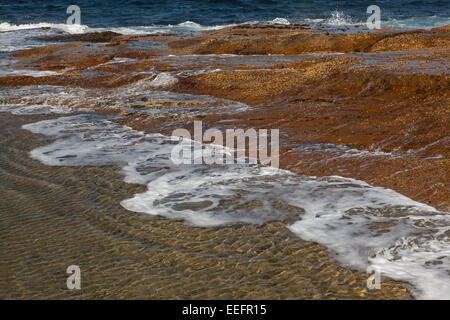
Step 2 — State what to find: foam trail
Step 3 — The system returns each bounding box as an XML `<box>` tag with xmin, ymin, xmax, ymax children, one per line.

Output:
<box><xmin>20</xmin><ymin>113</ymin><xmax>450</xmax><ymax>300</ymax></box>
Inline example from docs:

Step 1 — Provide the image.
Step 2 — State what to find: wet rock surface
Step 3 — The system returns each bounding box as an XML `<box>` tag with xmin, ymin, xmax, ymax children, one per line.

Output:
<box><xmin>1</xmin><ymin>24</ymin><xmax>448</xmax><ymax>209</ymax></box>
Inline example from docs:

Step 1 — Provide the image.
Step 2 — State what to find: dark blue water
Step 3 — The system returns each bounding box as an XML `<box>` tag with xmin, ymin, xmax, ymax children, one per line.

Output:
<box><xmin>0</xmin><ymin>0</ymin><xmax>449</xmax><ymax>28</ymax></box>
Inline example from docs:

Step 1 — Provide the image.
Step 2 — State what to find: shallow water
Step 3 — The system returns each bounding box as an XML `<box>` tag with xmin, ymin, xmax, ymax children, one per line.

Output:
<box><xmin>1</xmin><ymin>111</ymin><xmax>417</xmax><ymax>299</ymax></box>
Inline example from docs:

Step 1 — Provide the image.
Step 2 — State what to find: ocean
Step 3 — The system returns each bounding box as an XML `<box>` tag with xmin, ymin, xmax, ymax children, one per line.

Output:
<box><xmin>1</xmin><ymin>0</ymin><xmax>449</xmax><ymax>32</ymax></box>
<box><xmin>1</xmin><ymin>0</ymin><xmax>449</xmax><ymax>52</ymax></box>
<box><xmin>1</xmin><ymin>0</ymin><xmax>449</xmax><ymax>53</ymax></box>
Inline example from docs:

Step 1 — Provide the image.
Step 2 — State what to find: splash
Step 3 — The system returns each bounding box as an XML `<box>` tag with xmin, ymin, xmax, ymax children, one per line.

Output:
<box><xmin>325</xmin><ymin>10</ymin><xmax>356</xmax><ymax>26</ymax></box>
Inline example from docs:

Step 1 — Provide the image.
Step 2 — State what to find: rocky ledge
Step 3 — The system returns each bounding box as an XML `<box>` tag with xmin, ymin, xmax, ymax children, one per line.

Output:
<box><xmin>1</xmin><ymin>24</ymin><xmax>449</xmax><ymax>212</ymax></box>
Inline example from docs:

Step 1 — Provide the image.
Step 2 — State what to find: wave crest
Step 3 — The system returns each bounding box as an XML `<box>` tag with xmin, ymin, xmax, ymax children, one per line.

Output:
<box><xmin>0</xmin><ymin>22</ymin><xmax>89</xmax><ymax>34</ymax></box>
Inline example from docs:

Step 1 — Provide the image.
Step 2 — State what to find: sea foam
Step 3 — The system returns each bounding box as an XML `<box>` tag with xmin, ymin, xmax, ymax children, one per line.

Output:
<box><xmin>20</xmin><ymin>113</ymin><xmax>450</xmax><ymax>299</ymax></box>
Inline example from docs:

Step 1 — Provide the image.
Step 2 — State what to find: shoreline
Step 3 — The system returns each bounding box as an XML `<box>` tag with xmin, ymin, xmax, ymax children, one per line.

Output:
<box><xmin>0</xmin><ymin>23</ymin><xmax>449</xmax><ymax>299</ymax></box>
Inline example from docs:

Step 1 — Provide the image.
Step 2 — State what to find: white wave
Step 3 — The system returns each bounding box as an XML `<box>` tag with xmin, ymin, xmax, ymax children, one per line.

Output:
<box><xmin>303</xmin><ymin>18</ymin><xmax>325</xmax><ymax>23</ymax></box>
<box><xmin>0</xmin><ymin>20</ymin><xmax>231</xmax><ymax>37</ymax></box>
<box><xmin>177</xmin><ymin>21</ymin><xmax>202</xmax><ymax>28</ymax></box>
<box><xmin>0</xmin><ymin>22</ymin><xmax>89</xmax><ymax>34</ymax></box>
<box><xmin>0</xmin><ymin>27</ymin><xmax>60</xmax><ymax>53</ymax></box>
<box><xmin>89</xmin><ymin>21</ymin><xmax>236</xmax><ymax>35</ymax></box>
<box><xmin>269</xmin><ymin>18</ymin><xmax>290</xmax><ymax>25</ymax></box>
